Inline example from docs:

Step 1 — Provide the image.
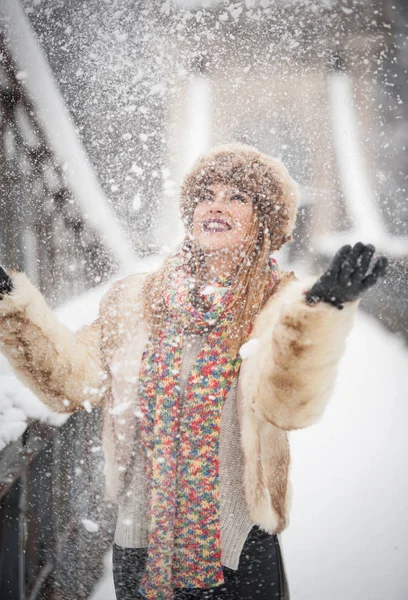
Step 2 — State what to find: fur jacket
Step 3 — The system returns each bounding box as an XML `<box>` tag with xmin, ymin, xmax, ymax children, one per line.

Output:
<box><xmin>0</xmin><ymin>269</ymin><xmax>359</xmax><ymax>535</ymax></box>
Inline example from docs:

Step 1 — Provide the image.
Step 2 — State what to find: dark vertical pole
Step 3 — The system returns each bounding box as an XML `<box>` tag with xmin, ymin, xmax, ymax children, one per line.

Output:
<box><xmin>0</xmin><ymin>480</ymin><xmax>23</xmax><ymax>599</ymax></box>
<box><xmin>18</xmin><ymin>471</ymin><xmax>27</xmax><ymax>600</ymax></box>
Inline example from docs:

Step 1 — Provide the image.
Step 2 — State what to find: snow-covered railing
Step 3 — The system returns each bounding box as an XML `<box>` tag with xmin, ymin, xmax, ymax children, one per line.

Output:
<box><xmin>0</xmin><ymin>0</ymin><xmax>136</xmax><ymax>271</ymax></box>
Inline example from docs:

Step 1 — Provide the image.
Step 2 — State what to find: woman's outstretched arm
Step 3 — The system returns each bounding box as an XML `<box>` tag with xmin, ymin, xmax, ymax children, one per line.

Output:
<box><xmin>0</xmin><ymin>271</ymin><xmax>106</xmax><ymax>414</ymax></box>
<box><xmin>244</xmin><ymin>243</ymin><xmax>387</xmax><ymax>430</ymax></box>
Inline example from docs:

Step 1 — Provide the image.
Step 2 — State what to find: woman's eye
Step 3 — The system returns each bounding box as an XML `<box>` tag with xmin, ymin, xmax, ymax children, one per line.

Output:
<box><xmin>197</xmin><ymin>192</ymin><xmax>213</xmax><ymax>203</ymax></box>
<box><xmin>230</xmin><ymin>193</ymin><xmax>247</xmax><ymax>203</ymax></box>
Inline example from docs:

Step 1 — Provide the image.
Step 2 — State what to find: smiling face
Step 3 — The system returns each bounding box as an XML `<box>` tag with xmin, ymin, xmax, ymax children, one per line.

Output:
<box><xmin>192</xmin><ymin>183</ymin><xmax>254</xmax><ymax>256</ymax></box>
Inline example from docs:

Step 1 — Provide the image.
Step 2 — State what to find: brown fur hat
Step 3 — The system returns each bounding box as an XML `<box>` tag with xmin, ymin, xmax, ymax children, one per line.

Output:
<box><xmin>179</xmin><ymin>142</ymin><xmax>300</xmax><ymax>251</ymax></box>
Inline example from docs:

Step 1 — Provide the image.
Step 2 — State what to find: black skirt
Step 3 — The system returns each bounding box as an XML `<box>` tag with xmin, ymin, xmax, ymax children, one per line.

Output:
<box><xmin>112</xmin><ymin>525</ymin><xmax>289</xmax><ymax>599</ymax></box>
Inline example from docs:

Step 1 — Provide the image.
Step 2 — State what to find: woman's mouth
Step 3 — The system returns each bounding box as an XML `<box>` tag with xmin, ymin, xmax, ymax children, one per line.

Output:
<box><xmin>203</xmin><ymin>218</ymin><xmax>232</xmax><ymax>233</ymax></box>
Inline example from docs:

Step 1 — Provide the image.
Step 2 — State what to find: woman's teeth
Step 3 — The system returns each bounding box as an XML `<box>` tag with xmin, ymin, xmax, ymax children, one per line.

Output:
<box><xmin>203</xmin><ymin>220</ymin><xmax>231</xmax><ymax>232</ymax></box>
<box><xmin>207</xmin><ymin>224</ymin><xmax>226</xmax><ymax>231</ymax></box>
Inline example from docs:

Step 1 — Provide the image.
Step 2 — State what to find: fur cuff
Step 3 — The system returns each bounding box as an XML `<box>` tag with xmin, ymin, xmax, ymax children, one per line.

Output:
<box><xmin>0</xmin><ymin>272</ymin><xmax>45</xmax><ymax>318</ymax></box>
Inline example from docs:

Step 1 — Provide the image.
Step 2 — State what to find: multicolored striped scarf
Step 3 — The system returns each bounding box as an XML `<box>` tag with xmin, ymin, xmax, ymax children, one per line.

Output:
<box><xmin>138</xmin><ymin>260</ymin><xmax>279</xmax><ymax>599</ymax></box>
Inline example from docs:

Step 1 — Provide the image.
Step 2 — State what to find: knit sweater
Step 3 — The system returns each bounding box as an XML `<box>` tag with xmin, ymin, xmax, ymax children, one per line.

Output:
<box><xmin>113</xmin><ymin>333</ymin><xmax>254</xmax><ymax>570</ymax></box>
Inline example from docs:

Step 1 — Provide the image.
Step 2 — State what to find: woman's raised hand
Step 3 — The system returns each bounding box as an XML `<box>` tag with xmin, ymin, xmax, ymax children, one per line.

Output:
<box><xmin>0</xmin><ymin>265</ymin><xmax>14</xmax><ymax>298</ymax></box>
<box><xmin>305</xmin><ymin>242</ymin><xmax>388</xmax><ymax>309</ymax></box>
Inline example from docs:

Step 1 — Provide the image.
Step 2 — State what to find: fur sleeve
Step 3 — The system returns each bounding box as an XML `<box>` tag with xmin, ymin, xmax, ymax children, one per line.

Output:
<box><xmin>0</xmin><ymin>272</ymin><xmax>106</xmax><ymax>414</ymax></box>
<box><xmin>243</xmin><ymin>275</ymin><xmax>359</xmax><ymax>430</ymax></box>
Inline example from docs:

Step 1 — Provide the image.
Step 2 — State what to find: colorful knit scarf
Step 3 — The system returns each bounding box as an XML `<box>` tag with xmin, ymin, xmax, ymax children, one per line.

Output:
<box><xmin>137</xmin><ymin>260</ymin><xmax>279</xmax><ymax>599</ymax></box>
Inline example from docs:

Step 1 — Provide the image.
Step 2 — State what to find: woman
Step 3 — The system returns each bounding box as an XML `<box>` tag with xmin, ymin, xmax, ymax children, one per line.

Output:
<box><xmin>0</xmin><ymin>143</ymin><xmax>387</xmax><ymax>600</ymax></box>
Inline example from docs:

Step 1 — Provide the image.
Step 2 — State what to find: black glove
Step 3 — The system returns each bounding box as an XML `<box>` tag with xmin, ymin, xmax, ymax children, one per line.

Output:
<box><xmin>305</xmin><ymin>242</ymin><xmax>388</xmax><ymax>310</ymax></box>
<box><xmin>0</xmin><ymin>264</ymin><xmax>13</xmax><ymax>297</ymax></box>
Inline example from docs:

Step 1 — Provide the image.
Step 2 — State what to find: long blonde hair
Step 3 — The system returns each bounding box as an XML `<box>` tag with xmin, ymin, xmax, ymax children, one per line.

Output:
<box><xmin>142</xmin><ymin>207</ymin><xmax>281</xmax><ymax>355</ymax></box>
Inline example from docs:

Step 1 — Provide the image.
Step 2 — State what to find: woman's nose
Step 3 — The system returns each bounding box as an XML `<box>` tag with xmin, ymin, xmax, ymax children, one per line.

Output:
<box><xmin>209</xmin><ymin>195</ymin><xmax>226</xmax><ymax>212</ymax></box>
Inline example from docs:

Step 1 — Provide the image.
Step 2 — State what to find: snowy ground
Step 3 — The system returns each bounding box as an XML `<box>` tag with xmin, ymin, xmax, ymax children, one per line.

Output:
<box><xmin>90</xmin><ymin>310</ymin><xmax>408</xmax><ymax>600</ymax></box>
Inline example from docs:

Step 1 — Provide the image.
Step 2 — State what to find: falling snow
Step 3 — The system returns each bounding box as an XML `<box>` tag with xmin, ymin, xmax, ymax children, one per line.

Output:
<box><xmin>0</xmin><ymin>0</ymin><xmax>407</xmax><ymax>598</ymax></box>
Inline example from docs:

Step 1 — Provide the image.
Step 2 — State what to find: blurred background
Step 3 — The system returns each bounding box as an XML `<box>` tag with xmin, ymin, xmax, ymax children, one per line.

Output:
<box><xmin>0</xmin><ymin>1</ymin><xmax>407</xmax><ymax>599</ymax></box>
